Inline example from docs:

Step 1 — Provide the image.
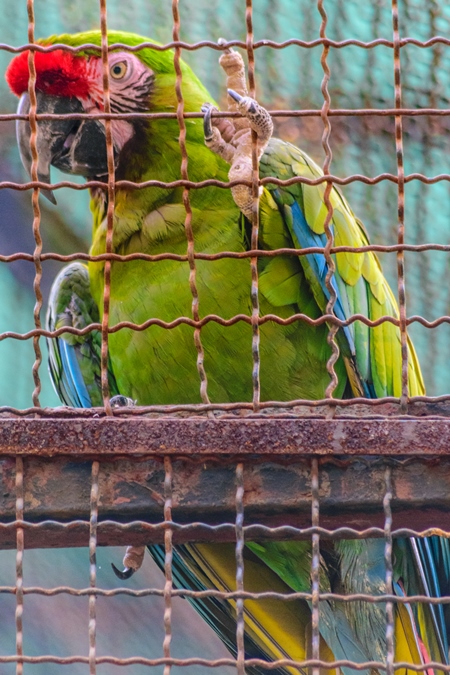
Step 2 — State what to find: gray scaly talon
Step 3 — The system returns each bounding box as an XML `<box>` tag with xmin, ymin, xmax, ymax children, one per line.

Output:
<box><xmin>227</xmin><ymin>88</ymin><xmax>243</xmax><ymax>104</ymax></box>
<box><xmin>202</xmin><ymin>103</ymin><xmax>214</xmax><ymax>141</ymax></box>
<box><xmin>227</xmin><ymin>89</ymin><xmax>256</xmax><ymax>114</ymax></box>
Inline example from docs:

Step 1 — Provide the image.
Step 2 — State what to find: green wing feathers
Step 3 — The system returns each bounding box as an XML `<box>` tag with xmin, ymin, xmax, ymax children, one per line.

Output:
<box><xmin>259</xmin><ymin>138</ymin><xmax>424</xmax><ymax>398</ymax></box>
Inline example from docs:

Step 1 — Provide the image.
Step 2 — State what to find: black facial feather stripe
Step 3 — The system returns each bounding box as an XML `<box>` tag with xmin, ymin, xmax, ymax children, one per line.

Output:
<box><xmin>111</xmin><ymin>72</ymin><xmax>154</xmax><ymax>114</ymax></box>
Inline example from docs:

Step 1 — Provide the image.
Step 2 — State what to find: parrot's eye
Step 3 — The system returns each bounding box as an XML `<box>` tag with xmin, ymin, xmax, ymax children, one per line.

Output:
<box><xmin>110</xmin><ymin>61</ymin><xmax>128</xmax><ymax>79</ymax></box>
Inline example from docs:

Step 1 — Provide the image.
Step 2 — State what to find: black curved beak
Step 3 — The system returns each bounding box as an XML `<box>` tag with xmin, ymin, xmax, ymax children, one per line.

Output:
<box><xmin>17</xmin><ymin>92</ymin><xmax>113</xmax><ymax>204</ymax></box>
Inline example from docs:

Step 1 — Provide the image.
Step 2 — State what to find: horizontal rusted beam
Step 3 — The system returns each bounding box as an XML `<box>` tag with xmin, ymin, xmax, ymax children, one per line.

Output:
<box><xmin>0</xmin><ymin>455</ymin><xmax>449</xmax><ymax>549</ymax></box>
<box><xmin>1</xmin><ymin>417</ymin><xmax>450</xmax><ymax>456</ymax></box>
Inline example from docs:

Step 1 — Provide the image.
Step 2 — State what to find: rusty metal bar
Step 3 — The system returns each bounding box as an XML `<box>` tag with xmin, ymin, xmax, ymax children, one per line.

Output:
<box><xmin>0</xmin><ymin>455</ymin><xmax>449</xmax><ymax>549</ymax></box>
<box><xmin>2</xmin><ymin>416</ymin><xmax>450</xmax><ymax>455</ymax></box>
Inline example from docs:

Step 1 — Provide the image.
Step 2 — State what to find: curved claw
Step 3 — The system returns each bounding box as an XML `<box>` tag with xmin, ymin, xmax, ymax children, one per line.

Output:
<box><xmin>227</xmin><ymin>89</ymin><xmax>256</xmax><ymax>113</ymax></box>
<box><xmin>111</xmin><ymin>562</ymin><xmax>136</xmax><ymax>580</ymax></box>
<box><xmin>202</xmin><ymin>103</ymin><xmax>214</xmax><ymax>141</ymax></box>
<box><xmin>227</xmin><ymin>88</ymin><xmax>242</xmax><ymax>104</ymax></box>
<box><xmin>218</xmin><ymin>37</ymin><xmax>232</xmax><ymax>54</ymax></box>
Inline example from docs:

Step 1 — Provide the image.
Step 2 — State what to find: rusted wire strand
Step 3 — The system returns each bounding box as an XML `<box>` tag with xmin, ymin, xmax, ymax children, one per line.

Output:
<box><xmin>98</xmin><ymin>0</ymin><xmax>114</xmax><ymax>416</ymax></box>
<box><xmin>6</xmin><ymin>170</ymin><xmax>450</xmax><ymax>195</ymax></box>
<box><xmin>89</xmin><ymin>460</ymin><xmax>100</xmax><ymax>675</ymax></box>
<box><xmin>5</xmin><ymin>393</ymin><xmax>450</xmax><ymax>416</ymax></box>
<box><xmin>235</xmin><ymin>462</ymin><xmax>246</xmax><ymax>675</ymax></box>
<box><xmin>0</xmin><ymin>519</ymin><xmax>449</xmax><ymax>540</ymax></box>
<box><xmin>311</xmin><ymin>458</ymin><xmax>320</xmax><ymax>675</ymax></box>
<box><xmin>15</xmin><ymin>456</ymin><xmax>24</xmax><ymax>675</ymax></box>
<box><xmin>0</xmin><ymin>655</ymin><xmax>449</xmax><ymax>670</ymax></box>
<box><xmin>384</xmin><ymin>467</ymin><xmax>394</xmax><ymax>675</ymax></box>
<box><xmin>318</xmin><ymin>0</ymin><xmax>340</xmax><ymax>402</ymax></box>
<box><xmin>245</xmin><ymin>0</ymin><xmax>261</xmax><ymax>412</ymax></box>
<box><xmin>172</xmin><ymin>0</ymin><xmax>210</xmax><ymax>405</ymax></box>
<box><xmin>2</xmin><ymin>310</ymin><xmax>438</xmax><ymax>343</ymax></box>
<box><xmin>392</xmin><ymin>0</ymin><xmax>409</xmax><ymax>409</ymax></box>
<box><xmin>4</xmin><ymin>36</ymin><xmax>450</xmax><ymax>53</ymax></box>
<box><xmin>7</xmin><ymin>106</ymin><xmax>450</xmax><ymax>124</ymax></box>
<box><xmin>26</xmin><ymin>0</ymin><xmax>42</xmax><ymax>408</ymax></box>
<box><xmin>5</xmin><ymin>241</ymin><xmax>450</xmax><ymax>265</ymax></box>
<box><xmin>163</xmin><ymin>456</ymin><xmax>174</xmax><ymax>675</ymax></box>
<box><xmin>3</xmin><ymin>585</ymin><xmax>450</xmax><ymax>605</ymax></box>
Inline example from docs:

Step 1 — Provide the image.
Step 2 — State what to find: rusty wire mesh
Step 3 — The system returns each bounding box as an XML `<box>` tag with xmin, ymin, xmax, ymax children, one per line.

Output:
<box><xmin>2</xmin><ymin>452</ymin><xmax>450</xmax><ymax>670</ymax></box>
<box><xmin>1</xmin><ymin>0</ymin><xmax>450</xmax><ymax>673</ymax></box>
<box><xmin>4</xmin><ymin>2</ymin><xmax>450</xmax><ymax>414</ymax></box>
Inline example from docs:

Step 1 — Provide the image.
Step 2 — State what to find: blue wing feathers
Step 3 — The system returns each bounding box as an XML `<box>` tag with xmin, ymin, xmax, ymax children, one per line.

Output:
<box><xmin>59</xmin><ymin>340</ymin><xmax>93</xmax><ymax>408</ymax></box>
<box><xmin>288</xmin><ymin>200</ymin><xmax>357</xmax><ymax>355</ymax></box>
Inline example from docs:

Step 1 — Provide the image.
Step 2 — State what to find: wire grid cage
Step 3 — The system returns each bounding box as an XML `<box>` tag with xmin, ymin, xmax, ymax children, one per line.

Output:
<box><xmin>2</xmin><ymin>0</ymin><xmax>450</xmax><ymax>672</ymax></box>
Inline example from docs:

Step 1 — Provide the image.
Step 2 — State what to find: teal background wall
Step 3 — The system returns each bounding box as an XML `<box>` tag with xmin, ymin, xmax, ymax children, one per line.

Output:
<box><xmin>0</xmin><ymin>1</ymin><xmax>450</xmax><ymax>671</ymax></box>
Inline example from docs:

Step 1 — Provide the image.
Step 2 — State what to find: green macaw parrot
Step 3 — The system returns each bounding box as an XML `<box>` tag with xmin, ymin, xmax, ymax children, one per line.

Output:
<box><xmin>6</xmin><ymin>30</ymin><xmax>450</xmax><ymax>675</ymax></box>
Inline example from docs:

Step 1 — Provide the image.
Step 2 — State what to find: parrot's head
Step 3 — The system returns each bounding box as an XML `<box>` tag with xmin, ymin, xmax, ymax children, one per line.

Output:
<box><xmin>6</xmin><ymin>31</ymin><xmax>210</xmax><ymax>203</ymax></box>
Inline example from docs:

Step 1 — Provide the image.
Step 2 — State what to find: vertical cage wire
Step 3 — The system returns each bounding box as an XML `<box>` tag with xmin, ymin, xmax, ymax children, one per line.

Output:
<box><xmin>391</xmin><ymin>0</ymin><xmax>409</xmax><ymax>410</ymax></box>
<box><xmin>26</xmin><ymin>0</ymin><xmax>42</xmax><ymax>408</ymax></box>
<box><xmin>163</xmin><ymin>455</ymin><xmax>174</xmax><ymax>675</ymax></box>
<box><xmin>317</xmin><ymin>0</ymin><xmax>340</xmax><ymax>403</ymax></box>
<box><xmin>15</xmin><ymin>456</ymin><xmax>24</xmax><ymax>675</ymax></box>
<box><xmin>89</xmin><ymin>460</ymin><xmax>100</xmax><ymax>675</ymax></box>
<box><xmin>319</xmin><ymin>0</ymin><xmax>340</xmax><ymax>404</ymax></box>
<box><xmin>311</xmin><ymin>457</ymin><xmax>321</xmax><ymax>675</ymax></box>
<box><xmin>383</xmin><ymin>466</ymin><xmax>395</xmax><ymax>675</ymax></box>
<box><xmin>235</xmin><ymin>462</ymin><xmax>246</xmax><ymax>675</ymax></box>
<box><xmin>245</xmin><ymin>0</ymin><xmax>262</xmax><ymax>412</ymax></box>
<box><xmin>99</xmin><ymin>0</ymin><xmax>115</xmax><ymax>415</ymax></box>
<box><xmin>172</xmin><ymin>0</ymin><xmax>211</xmax><ymax>406</ymax></box>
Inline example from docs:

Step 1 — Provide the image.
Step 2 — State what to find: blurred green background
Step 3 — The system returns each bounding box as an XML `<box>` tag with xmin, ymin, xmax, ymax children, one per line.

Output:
<box><xmin>1</xmin><ymin>0</ymin><xmax>450</xmax><ymax>671</ymax></box>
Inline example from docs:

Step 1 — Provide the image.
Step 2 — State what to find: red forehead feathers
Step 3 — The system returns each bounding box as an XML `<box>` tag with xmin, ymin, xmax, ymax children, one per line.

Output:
<box><xmin>6</xmin><ymin>49</ymin><xmax>91</xmax><ymax>99</ymax></box>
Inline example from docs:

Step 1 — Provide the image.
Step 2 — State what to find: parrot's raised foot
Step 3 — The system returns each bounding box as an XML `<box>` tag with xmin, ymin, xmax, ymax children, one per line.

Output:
<box><xmin>111</xmin><ymin>545</ymin><xmax>146</xmax><ymax>582</ymax></box>
<box><xmin>201</xmin><ymin>50</ymin><xmax>273</xmax><ymax>219</ymax></box>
